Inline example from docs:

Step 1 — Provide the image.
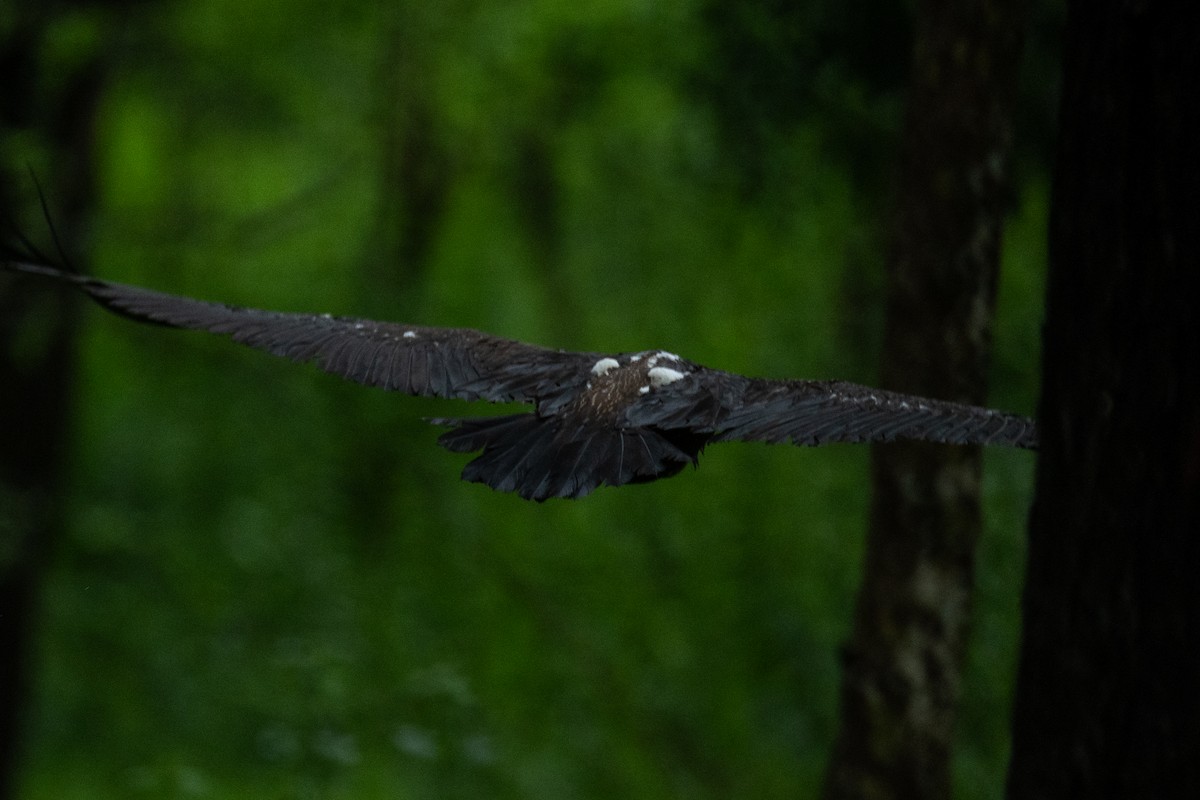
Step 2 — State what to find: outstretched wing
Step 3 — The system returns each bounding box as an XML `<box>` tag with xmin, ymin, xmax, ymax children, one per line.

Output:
<box><xmin>626</xmin><ymin>371</ymin><xmax>1037</xmax><ymax>449</ymax></box>
<box><xmin>3</xmin><ymin>260</ymin><xmax>599</xmax><ymax>405</ymax></box>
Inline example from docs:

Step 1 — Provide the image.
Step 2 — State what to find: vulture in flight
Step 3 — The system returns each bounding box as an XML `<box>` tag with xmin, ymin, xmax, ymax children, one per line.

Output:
<box><xmin>2</xmin><ymin>255</ymin><xmax>1037</xmax><ymax>501</ymax></box>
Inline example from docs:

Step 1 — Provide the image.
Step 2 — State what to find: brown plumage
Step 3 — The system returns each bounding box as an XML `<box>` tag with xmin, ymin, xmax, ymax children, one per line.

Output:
<box><xmin>2</xmin><ymin>258</ymin><xmax>1037</xmax><ymax>500</ymax></box>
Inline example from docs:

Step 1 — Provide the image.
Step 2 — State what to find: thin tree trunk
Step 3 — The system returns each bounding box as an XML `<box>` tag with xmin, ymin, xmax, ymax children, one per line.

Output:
<box><xmin>0</xmin><ymin>235</ymin><xmax>76</xmax><ymax>800</ymax></box>
<box><xmin>1006</xmin><ymin>0</ymin><xmax>1200</xmax><ymax>796</ymax></box>
<box><xmin>0</xmin><ymin>9</ymin><xmax>105</xmax><ymax>796</ymax></box>
<box><xmin>823</xmin><ymin>1</ymin><xmax>1026</xmax><ymax>798</ymax></box>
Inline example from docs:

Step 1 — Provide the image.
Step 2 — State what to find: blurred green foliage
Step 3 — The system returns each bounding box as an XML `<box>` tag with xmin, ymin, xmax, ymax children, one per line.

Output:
<box><xmin>4</xmin><ymin>0</ymin><xmax>1053</xmax><ymax>797</ymax></box>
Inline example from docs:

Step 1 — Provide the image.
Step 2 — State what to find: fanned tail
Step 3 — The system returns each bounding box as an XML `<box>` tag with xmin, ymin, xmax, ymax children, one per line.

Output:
<box><xmin>432</xmin><ymin>414</ymin><xmax>700</xmax><ymax>501</ymax></box>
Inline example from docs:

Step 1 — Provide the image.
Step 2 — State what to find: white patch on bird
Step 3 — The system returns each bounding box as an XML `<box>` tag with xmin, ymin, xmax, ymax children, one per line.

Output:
<box><xmin>403</xmin><ymin>330</ymin><xmax>417</xmax><ymax>339</ymax></box>
<box><xmin>591</xmin><ymin>357</ymin><xmax>620</xmax><ymax>376</ymax></box>
<box><xmin>638</xmin><ymin>385</ymin><xmax>650</xmax><ymax>394</ymax></box>
<box><xmin>648</xmin><ymin>366</ymin><xmax>686</xmax><ymax>387</ymax></box>
<box><xmin>645</xmin><ymin>350</ymin><xmax>681</xmax><ymax>368</ymax></box>
<box><xmin>630</xmin><ymin>354</ymin><xmax>643</xmax><ymax>362</ymax></box>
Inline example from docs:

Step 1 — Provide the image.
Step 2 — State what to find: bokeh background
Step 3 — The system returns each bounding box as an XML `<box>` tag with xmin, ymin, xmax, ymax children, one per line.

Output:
<box><xmin>2</xmin><ymin>1</ymin><xmax>1057</xmax><ymax>797</ymax></box>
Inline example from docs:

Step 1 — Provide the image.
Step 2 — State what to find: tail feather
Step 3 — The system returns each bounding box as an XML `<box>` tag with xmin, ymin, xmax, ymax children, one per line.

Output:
<box><xmin>432</xmin><ymin>414</ymin><xmax>699</xmax><ymax>501</ymax></box>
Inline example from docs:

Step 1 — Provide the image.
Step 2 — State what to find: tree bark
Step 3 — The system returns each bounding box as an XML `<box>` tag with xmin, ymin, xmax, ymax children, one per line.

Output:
<box><xmin>1006</xmin><ymin>0</ymin><xmax>1200</xmax><ymax>796</ymax></box>
<box><xmin>0</xmin><ymin>10</ymin><xmax>104</xmax><ymax>797</ymax></box>
<box><xmin>823</xmin><ymin>2</ymin><xmax>1026</xmax><ymax>799</ymax></box>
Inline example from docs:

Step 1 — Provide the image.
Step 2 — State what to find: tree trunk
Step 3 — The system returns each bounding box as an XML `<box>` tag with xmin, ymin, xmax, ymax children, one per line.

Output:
<box><xmin>0</xmin><ymin>10</ymin><xmax>104</xmax><ymax>797</ymax></box>
<box><xmin>1006</xmin><ymin>0</ymin><xmax>1200</xmax><ymax>796</ymax></box>
<box><xmin>823</xmin><ymin>1</ymin><xmax>1026</xmax><ymax>798</ymax></box>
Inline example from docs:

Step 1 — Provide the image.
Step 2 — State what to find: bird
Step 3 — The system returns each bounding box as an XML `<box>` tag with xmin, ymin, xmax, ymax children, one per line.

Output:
<box><xmin>2</xmin><ymin>255</ymin><xmax>1037</xmax><ymax>501</ymax></box>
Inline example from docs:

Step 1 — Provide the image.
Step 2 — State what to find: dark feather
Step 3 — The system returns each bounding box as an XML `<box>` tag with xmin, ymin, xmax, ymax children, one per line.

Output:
<box><xmin>2</xmin><ymin>262</ymin><xmax>597</xmax><ymax>406</ymax></box>
<box><xmin>703</xmin><ymin>377</ymin><xmax>1037</xmax><ymax>448</ymax></box>
<box><xmin>433</xmin><ymin>415</ymin><xmax>695</xmax><ymax>500</ymax></box>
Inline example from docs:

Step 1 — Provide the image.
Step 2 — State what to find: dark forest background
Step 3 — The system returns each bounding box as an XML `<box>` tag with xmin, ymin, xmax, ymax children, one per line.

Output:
<box><xmin>1</xmin><ymin>1</ymin><xmax>1062</xmax><ymax>797</ymax></box>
